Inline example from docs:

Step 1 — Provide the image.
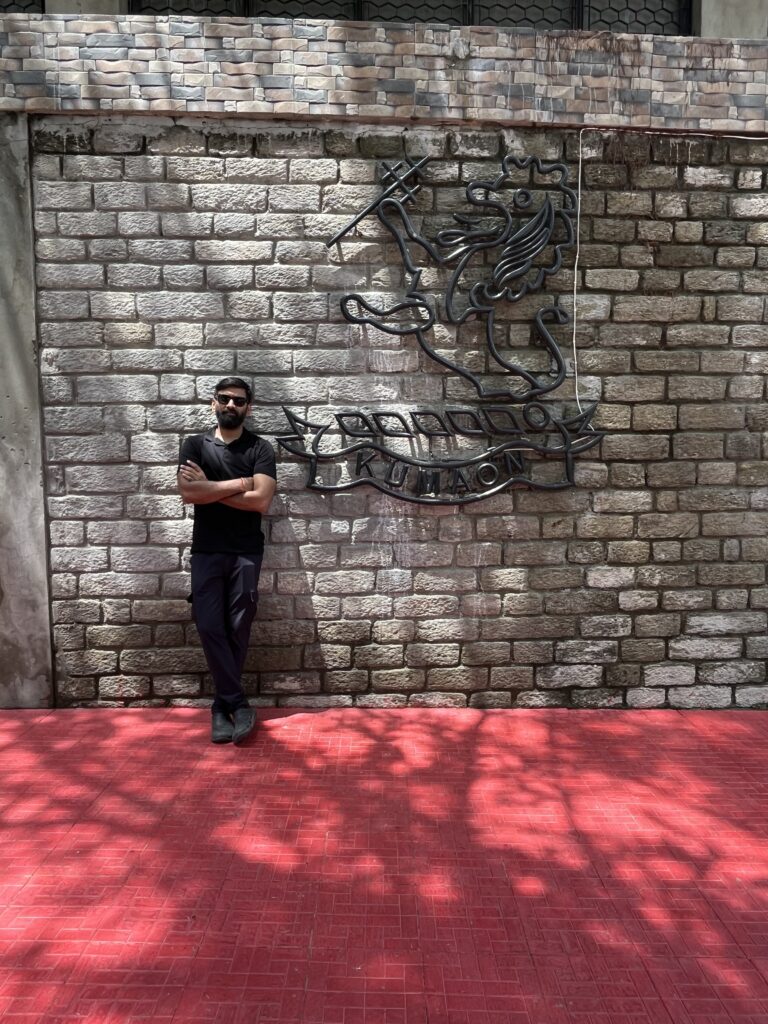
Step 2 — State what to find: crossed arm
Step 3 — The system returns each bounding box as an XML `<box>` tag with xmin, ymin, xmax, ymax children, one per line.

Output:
<box><xmin>178</xmin><ymin>461</ymin><xmax>276</xmax><ymax>515</ymax></box>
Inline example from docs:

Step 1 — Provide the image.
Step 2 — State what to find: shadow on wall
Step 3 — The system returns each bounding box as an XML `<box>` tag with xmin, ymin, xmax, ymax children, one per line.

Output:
<box><xmin>0</xmin><ymin>708</ymin><xmax>767</xmax><ymax>1021</ymax></box>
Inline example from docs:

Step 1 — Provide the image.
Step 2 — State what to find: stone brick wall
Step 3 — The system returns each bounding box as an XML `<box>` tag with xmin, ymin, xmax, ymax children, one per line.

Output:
<box><xmin>35</xmin><ymin>115</ymin><xmax>768</xmax><ymax>710</ymax></box>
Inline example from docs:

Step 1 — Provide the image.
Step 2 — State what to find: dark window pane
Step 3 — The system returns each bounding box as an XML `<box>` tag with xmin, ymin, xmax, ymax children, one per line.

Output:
<box><xmin>0</xmin><ymin>0</ymin><xmax>44</xmax><ymax>10</ymax></box>
<box><xmin>474</xmin><ymin>2</ymin><xmax>573</xmax><ymax>29</ymax></box>
<box><xmin>131</xmin><ymin>0</ymin><xmax>247</xmax><ymax>13</ymax></box>
<box><xmin>586</xmin><ymin>0</ymin><xmax>691</xmax><ymax>34</ymax></box>
<box><xmin>252</xmin><ymin>0</ymin><xmax>356</xmax><ymax>15</ymax></box>
<box><xmin>365</xmin><ymin>1</ymin><xmax>464</xmax><ymax>24</ymax></box>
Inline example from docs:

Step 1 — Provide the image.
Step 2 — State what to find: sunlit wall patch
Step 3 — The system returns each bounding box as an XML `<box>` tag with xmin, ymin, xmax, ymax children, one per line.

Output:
<box><xmin>279</xmin><ymin>153</ymin><xmax>602</xmax><ymax>506</ymax></box>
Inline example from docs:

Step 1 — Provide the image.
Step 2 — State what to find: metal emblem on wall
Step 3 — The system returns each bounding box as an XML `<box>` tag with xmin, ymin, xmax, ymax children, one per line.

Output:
<box><xmin>278</xmin><ymin>153</ymin><xmax>601</xmax><ymax>505</ymax></box>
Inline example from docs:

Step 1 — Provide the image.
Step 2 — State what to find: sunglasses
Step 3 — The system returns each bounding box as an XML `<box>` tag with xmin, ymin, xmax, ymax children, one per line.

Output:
<box><xmin>215</xmin><ymin>393</ymin><xmax>248</xmax><ymax>408</ymax></box>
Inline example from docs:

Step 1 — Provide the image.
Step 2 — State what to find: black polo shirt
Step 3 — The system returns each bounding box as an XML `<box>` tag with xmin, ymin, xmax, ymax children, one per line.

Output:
<box><xmin>179</xmin><ymin>428</ymin><xmax>277</xmax><ymax>555</ymax></box>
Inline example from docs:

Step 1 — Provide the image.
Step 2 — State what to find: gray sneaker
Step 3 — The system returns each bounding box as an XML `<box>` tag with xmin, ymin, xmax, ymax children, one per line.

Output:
<box><xmin>232</xmin><ymin>707</ymin><xmax>257</xmax><ymax>745</ymax></box>
<box><xmin>211</xmin><ymin>710</ymin><xmax>234</xmax><ymax>744</ymax></box>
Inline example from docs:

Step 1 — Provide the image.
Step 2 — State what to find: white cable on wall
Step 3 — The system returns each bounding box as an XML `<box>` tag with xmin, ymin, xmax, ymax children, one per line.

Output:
<box><xmin>571</xmin><ymin>127</ymin><xmax>586</xmax><ymax>415</ymax></box>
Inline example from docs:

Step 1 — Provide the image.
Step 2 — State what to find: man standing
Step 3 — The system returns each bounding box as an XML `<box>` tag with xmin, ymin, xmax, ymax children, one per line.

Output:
<box><xmin>177</xmin><ymin>377</ymin><xmax>276</xmax><ymax>745</ymax></box>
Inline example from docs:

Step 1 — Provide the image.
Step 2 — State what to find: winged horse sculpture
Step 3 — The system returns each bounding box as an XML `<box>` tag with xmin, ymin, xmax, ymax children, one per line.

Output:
<box><xmin>277</xmin><ymin>152</ymin><xmax>601</xmax><ymax>504</ymax></box>
<box><xmin>341</xmin><ymin>154</ymin><xmax>580</xmax><ymax>404</ymax></box>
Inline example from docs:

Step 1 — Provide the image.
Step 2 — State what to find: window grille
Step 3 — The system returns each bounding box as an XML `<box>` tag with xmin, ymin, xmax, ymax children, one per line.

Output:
<box><xmin>126</xmin><ymin>0</ymin><xmax>692</xmax><ymax>35</ymax></box>
<box><xmin>131</xmin><ymin>0</ymin><xmax>250</xmax><ymax>13</ymax></box>
<box><xmin>0</xmin><ymin>0</ymin><xmax>44</xmax><ymax>10</ymax></box>
<box><xmin>0</xmin><ymin>0</ymin><xmax>690</xmax><ymax>35</ymax></box>
<box><xmin>583</xmin><ymin>0</ymin><xmax>691</xmax><ymax>33</ymax></box>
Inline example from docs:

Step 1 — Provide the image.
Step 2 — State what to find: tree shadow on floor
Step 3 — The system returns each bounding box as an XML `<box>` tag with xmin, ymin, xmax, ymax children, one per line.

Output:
<box><xmin>0</xmin><ymin>708</ymin><xmax>767</xmax><ymax>1024</ymax></box>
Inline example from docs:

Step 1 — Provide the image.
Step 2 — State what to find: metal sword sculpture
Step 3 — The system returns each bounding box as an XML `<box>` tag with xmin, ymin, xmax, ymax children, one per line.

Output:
<box><xmin>278</xmin><ymin>153</ymin><xmax>602</xmax><ymax>505</ymax></box>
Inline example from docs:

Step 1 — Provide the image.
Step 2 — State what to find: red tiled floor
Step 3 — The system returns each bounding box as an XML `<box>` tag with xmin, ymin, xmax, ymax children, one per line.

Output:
<box><xmin>0</xmin><ymin>709</ymin><xmax>767</xmax><ymax>1023</ymax></box>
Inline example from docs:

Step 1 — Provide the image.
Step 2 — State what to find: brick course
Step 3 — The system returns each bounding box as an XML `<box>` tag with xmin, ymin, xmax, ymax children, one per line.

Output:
<box><xmin>1</xmin><ymin>15</ymin><xmax>768</xmax><ymax>132</ymax></box>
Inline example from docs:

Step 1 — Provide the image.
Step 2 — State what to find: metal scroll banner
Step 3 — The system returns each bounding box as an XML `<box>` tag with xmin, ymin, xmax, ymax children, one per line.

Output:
<box><xmin>278</xmin><ymin>153</ymin><xmax>602</xmax><ymax>505</ymax></box>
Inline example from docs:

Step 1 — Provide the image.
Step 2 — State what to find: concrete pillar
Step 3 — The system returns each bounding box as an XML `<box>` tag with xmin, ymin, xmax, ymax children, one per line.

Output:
<box><xmin>0</xmin><ymin>114</ymin><xmax>54</xmax><ymax>708</ymax></box>
<box><xmin>699</xmin><ymin>0</ymin><xmax>768</xmax><ymax>38</ymax></box>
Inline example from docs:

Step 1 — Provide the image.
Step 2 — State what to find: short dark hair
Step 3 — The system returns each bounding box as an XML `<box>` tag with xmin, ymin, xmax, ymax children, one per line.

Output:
<box><xmin>214</xmin><ymin>376</ymin><xmax>252</xmax><ymax>403</ymax></box>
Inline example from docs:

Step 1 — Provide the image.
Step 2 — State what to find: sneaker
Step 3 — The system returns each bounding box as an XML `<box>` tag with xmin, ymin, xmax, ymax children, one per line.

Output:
<box><xmin>211</xmin><ymin>710</ymin><xmax>234</xmax><ymax>744</ymax></box>
<box><xmin>232</xmin><ymin>707</ymin><xmax>257</xmax><ymax>745</ymax></box>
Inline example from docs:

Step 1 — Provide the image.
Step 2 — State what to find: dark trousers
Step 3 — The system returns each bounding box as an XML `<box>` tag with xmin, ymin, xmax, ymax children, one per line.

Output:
<box><xmin>191</xmin><ymin>552</ymin><xmax>262</xmax><ymax>714</ymax></box>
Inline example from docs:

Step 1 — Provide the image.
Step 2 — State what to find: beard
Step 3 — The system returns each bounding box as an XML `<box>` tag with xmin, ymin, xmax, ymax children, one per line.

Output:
<box><xmin>215</xmin><ymin>406</ymin><xmax>247</xmax><ymax>430</ymax></box>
